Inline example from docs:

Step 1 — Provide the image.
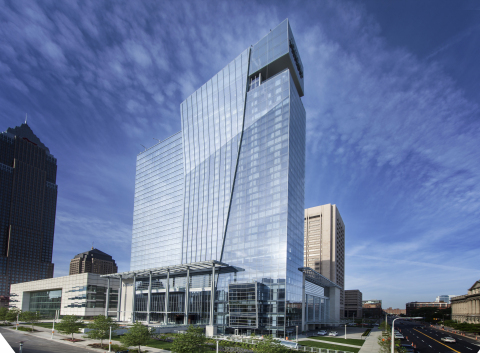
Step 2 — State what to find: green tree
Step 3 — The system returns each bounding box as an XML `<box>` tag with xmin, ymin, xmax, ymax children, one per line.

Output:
<box><xmin>377</xmin><ymin>334</ymin><xmax>406</xmax><ymax>353</ymax></box>
<box><xmin>171</xmin><ymin>325</ymin><xmax>208</xmax><ymax>353</ymax></box>
<box><xmin>56</xmin><ymin>315</ymin><xmax>83</xmax><ymax>340</ymax></box>
<box><xmin>378</xmin><ymin>321</ymin><xmax>391</xmax><ymax>332</ymax></box>
<box><xmin>5</xmin><ymin>308</ymin><xmax>21</xmax><ymax>324</ymax></box>
<box><xmin>86</xmin><ymin>315</ymin><xmax>119</xmax><ymax>346</ymax></box>
<box><xmin>120</xmin><ymin>321</ymin><xmax>154</xmax><ymax>353</ymax></box>
<box><xmin>0</xmin><ymin>307</ymin><xmax>8</xmax><ymax>323</ymax></box>
<box><xmin>19</xmin><ymin>311</ymin><xmax>41</xmax><ymax>331</ymax></box>
<box><xmin>254</xmin><ymin>335</ymin><xmax>291</xmax><ymax>353</ymax></box>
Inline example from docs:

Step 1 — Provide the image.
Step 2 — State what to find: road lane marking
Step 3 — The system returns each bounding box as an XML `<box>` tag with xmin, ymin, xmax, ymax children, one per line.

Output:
<box><xmin>429</xmin><ymin>345</ymin><xmax>432</xmax><ymax>348</ymax></box>
<box><xmin>466</xmin><ymin>347</ymin><xmax>472</xmax><ymax>350</ymax></box>
<box><xmin>413</xmin><ymin>328</ymin><xmax>461</xmax><ymax>353</ymax></box>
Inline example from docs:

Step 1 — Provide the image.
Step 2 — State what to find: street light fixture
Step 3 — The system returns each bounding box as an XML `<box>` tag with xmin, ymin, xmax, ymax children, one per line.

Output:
<box><xmin>391</xmin><ymin>317</ymin><xmax>422</xmax><ymax>353</ymax></box>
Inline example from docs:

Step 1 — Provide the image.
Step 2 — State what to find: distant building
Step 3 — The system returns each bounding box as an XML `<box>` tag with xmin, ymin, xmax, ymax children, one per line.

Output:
<box><xmin>362</xmin><ymin>299</ymin><xmax>383</xmax><ymax>318</ymax></box>
<box><xmin>406</xmin><ymin>301</ymin><xmax>450</xmax><ymax>316</ymax></box>
<box><xmin>9</xmin><ymin>273</ymin><xmax>119</xmax><ymax>319</ymax></box>
<box><xmin>0</xmin><ymin>123</ymin><xmax>57</xmax><ymax>296</ymax></box>
<box><xmin>451</xmin><ymin>279</ymin><xmax>480</xmax><ymax>323</ymax></box>
<box><xmin>69</xmin><ymin>248</ymin><xmax>118</xmax><ymax>275</ymax></box>
<box><xmin>435</xmin><ymin>295</ymin><xmax>458</xmax><ymax>304</ymax></box>
<box><xmin>344</xmin><ymin>290</ymin><xmax>362</xmax><ymax>319</ymax></box>
<box><xmin>304</xmin><ymin>204</ymin><xmax>345</xmax><ymax>318</ymax></box>
<box><xmin>384</xmin><ymin>307</ymin><xmax>406</xmax><ymax>315</ymax></box>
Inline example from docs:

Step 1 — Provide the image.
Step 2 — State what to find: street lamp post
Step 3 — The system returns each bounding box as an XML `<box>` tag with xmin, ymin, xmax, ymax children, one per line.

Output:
<box><xmin>391</xmin><ymin>317</ymin><xmax>422</xmax><ymax>353</ymax></box>
<box><xmin>109</xmin><ymin>326</ymin><xmax>112</xmax><ymax>352</ymax></box>
<box><xmin>344</xmin><ymin>324</ymin><xmax>347</xmax><ymax>340</ymax></box>
<box><xmin>296</xmin><ymin>325</ymin><xmax>298</xmax><ymax>343</ymax></box>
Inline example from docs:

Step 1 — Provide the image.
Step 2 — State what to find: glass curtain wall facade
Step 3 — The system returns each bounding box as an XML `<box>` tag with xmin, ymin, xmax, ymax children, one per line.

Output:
<box><xmin>131</xmin><ymin>133</ymin><xmax>184</xmax><ymax>269</ymax></box>
<box><xmin>130</xmin><ymin>19</ymin><xmax>305</xmax><ymax>337</ymax></box>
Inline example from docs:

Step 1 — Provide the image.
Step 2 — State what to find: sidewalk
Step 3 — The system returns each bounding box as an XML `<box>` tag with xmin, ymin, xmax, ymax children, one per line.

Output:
<box><xmin>10</xmin><ymin>324</ymin><xmax>170</xmax><ymax>352</ymax></box>
<box><xmin>358</xmin><ymin>327</ymin><xmax>383</xmax><ymax>353</ymax></box>
<box><xmin>298</xmin><ymin>337</ymin><xmax>362</xmax><ymax>348</ymax></box>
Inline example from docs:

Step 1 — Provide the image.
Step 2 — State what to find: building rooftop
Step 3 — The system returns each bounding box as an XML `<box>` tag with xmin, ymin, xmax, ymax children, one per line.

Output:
<box><xmin>73</xmin><ymin>247</ymin><xmax>114</xmax><ymax>261</ymax></box>
<box><xmin>3</xmin><ymin>123</ymin><xmax>51</xmax><ymax>153</ymax></box>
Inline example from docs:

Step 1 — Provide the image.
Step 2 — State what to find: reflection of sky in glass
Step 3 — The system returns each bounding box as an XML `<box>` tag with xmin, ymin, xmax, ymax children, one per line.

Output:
<box><xmin>131</xmin><ymin>133</ymin><xmax>184</xmax><ymax>270</ymax></box>
<box><xmin>180</xmin><ymin>49</ymin><xmax>249</xmax><ymax>263</ymax></box>
<box><xmin>49</xmin><ymin>289</ymin><xmax>62</xmax><ymax>299</ymax></box>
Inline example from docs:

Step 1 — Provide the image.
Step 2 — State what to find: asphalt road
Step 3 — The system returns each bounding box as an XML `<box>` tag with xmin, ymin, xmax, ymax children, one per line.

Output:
<box><xmin>0</xmin><ymin>327</ymin><xmax>98</xmax><ymax>353</ymax></box>
<box><xmin>393</xmin><ymin>321</ymin><xmax>480</xmax><ymax>353</ymax></box>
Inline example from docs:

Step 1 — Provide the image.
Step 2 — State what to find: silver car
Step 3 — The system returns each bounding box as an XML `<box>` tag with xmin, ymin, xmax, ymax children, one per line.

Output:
<box><xmin>328</xmin><ymin>331</ymin><xmax>338</xmax><ymax>336</ymax></box>
<box><xmin>440</xmin><ymin>336</ymin><xmax>456</xmax><ymax>343</ymax></box>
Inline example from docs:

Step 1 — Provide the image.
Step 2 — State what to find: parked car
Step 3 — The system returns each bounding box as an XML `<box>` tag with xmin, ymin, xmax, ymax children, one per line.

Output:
<box><xmin>328</xmin><ymin>331</ymin><xmax>338</xmax><ymax>336</ymax></box>
<box><xmin>347</xmin><ymin>323</ymin><xmax>357</xmax><ymax>326</ymax></box>
<box><xmin>394</xmin><ymin>333</ymin><xmax>404</xmax><ymax>339</ymax></box>
<box><xmin>317</xmin><ymin>330</ymin><xmax>328</xmax><ymax>336</ymax></box>
<box><xmin>399</xmin><ymin>344</ymin><xmax>414</xmax><ymax>353</ymax></box>
<box><xmin>440</xmin><ymin>336</ymin><xmax>456</xmax><ymax>343</ymax></box>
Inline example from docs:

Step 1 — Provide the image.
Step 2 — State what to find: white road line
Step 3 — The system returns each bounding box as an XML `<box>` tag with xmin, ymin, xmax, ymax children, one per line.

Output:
<box><xmin>422</xmin><ymin>340</ymin><xmax>424</xmax><ymax>342</ymax></box>
<box><xmin>429</xmin><ymin>345</ymin><xmax>432</xmax><ymax>348</ymax></box>
<box><xmin>466</xmin><ymin>347</ymin><xmax>472</xmax><ymax>350</ymax></box>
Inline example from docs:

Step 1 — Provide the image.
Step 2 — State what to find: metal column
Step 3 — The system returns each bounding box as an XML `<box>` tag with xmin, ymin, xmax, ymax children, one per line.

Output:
<box><xmin>131</xmin><ymin>273</ymin><xmax>136</xmax><ymax>323</ymax></box>
<box><xmin>164</xmin><ymin>270</ymin><xmax>170</xmax><ymax>325</ymax></box>
<box><xmin>301</xmin><ymin>272</ymin><xmax>306</xmax><ymax>331</ymax></box>
<box><xmin>147</xmin><ymin>271</ymin><xmax>152</xmax><ymax>324</ymax></box>
<box><xmin>184</xmin><ymin>267</ymin><xmax>190</xmax><ymax>325</ymax></box>
<box><xmin>210</xmin><ymin>265</ymin><xmax>215</xmax><ymax>326</ymax></box>
<box><xmin>105</xmin><ymin>277</ymin><xmax>111</xmax><ymax>317</ymax></box>
<box><xmin>117</xmin><ymin>276</ymin><xmax>123</xmax><ymax>322</ymax></box>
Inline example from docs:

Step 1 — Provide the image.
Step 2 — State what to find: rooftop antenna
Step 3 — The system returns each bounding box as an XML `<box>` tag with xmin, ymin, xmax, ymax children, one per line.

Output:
<box><xmin>140</xmin><ymin>144</ymin><xmax>147</xmax><ymax>151</ymax></box>
<box><xmin>25</xmin><ymin>113</ymin><xmax>27</xmax><ymax>124</ymax></box>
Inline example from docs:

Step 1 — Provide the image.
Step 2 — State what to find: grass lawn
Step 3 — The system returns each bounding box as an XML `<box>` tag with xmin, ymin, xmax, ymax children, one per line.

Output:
<box><xmin>34</xmin><ymin>322</ymin><xmax>87</xmax><ymax>329</ymax></box>
<box><xmin>300</xmin><ymin>340</ymin><xmax>361</xmax><ymax>353</ymax></box>
<box><xmin>111</xmin><ymin>336</ymin><xmax>173</xmax><ymax>350</ymax></box>
<box><xmin>309</xmin><ymin>336</ymin><xmax>364</xmax><ymax>346</ymax></box>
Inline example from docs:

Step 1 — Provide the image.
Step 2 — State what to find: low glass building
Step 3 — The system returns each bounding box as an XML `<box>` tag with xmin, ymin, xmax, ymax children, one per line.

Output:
<box><xmin>9</xmin><ymin>273</ymin><xmax>119</xmax><ymax>319</ymax></box>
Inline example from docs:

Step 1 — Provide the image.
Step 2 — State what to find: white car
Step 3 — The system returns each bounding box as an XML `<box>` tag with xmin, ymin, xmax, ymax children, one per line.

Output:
<box><xmin>328</xmin><ymin>331</ymin><xmax>338</xmax><ymax>336</ymax></box>
<box><xmin>394</xmin><ymin>333</ymin><xmax>404</xmax><ymax>339</ymax></box>
<box><xmin>440</xmin><ymin>336</ymin><xmax>456</xmax><ymax>343</ymax></box>
<box><xmin>317</xmin><ymin>330</ymin><xmax>328</xmax><ymax>336</ymax></box>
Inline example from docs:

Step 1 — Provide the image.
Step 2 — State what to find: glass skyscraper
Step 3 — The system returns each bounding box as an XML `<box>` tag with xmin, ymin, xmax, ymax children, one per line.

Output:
<box><xmin>130</xmin><ymin>19</ymin><xmax>306</xmax><ymax>336</ymax></box>
<box><xmin>0</xmin><ymin>123</ymin><xmax>57</xmax><ymax>297</ymax></box>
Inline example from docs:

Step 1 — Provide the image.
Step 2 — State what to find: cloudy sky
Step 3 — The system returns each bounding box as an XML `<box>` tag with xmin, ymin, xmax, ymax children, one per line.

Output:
<box><xmin>1</xmin><ymin>0</ymin><xmax>479</xmax><ymax>308</ymax></box>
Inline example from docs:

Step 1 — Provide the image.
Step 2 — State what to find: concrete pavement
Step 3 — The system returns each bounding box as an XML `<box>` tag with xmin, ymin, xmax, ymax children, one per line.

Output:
<box><xmin>4</xmin><ymin>324</ymin><xmax>170</xmax><ymax>352</ymax></box>
<box><xmin>298</xmin><ymin>337</ymin><xmax>362</xmax><ymax>348</ymax></box>
<box><xmin>358</xmin><ymin>327</ymin><xmax>383</xmax><ymax>353</ymax></box>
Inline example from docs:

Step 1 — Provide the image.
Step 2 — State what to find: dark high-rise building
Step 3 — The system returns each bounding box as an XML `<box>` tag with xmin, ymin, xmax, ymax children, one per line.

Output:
<box><xmin>0</xmin><ymin>123</ymin><xmax>57</xmax><ymax>296</ymax></box>
<box><xmin>69</xmin><ymin>248</ymin><xmax>118</xmax><ymax>275</ymax></box>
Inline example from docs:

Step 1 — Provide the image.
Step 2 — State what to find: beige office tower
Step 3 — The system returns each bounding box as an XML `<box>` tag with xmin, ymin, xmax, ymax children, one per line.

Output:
<box><xmin>304</xmin><ymin>204</ymin><xmax>345</xmax><ymax>317</ymax></box>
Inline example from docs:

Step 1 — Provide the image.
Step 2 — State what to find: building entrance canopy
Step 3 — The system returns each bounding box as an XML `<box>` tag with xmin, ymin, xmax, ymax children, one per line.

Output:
<box><xmin>299</xmin><ymin>267</ymin><xmax>342</xmax><ymax>289</ymax></box>
<box><xmin>101</xmin><ymin>260</ymin><xmax>243</xmax><ymax>280</ymax></box>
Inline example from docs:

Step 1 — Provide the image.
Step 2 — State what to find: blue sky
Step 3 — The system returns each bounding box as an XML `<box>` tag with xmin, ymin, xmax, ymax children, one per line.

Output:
<box><xmin>1</xmin><ymin>0</ymin><xmax>479</xmax><ymax>309</ymax></box>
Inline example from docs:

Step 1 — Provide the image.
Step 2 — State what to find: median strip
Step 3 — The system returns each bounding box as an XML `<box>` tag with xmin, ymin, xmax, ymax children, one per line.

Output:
<box><xmin>413</xmin><ymin>328</ymin><xmax>461</xmax><ymax>353</ymax></box>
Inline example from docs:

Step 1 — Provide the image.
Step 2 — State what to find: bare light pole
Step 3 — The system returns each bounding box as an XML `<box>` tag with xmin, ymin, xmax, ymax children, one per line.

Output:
<box><xmin>391</xmin><ymin>317</ymin><xmax>422</xmax><ymax>353</ymax></box>
<box><xmin>109</xmin><ymin>326</ymin><xmax>112</xmax><ymax>352</ymax></box>
<box><xmin>296</xmin><ymin>325</ymin><xmax>298</xmax><ymax>343</ymax></box>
